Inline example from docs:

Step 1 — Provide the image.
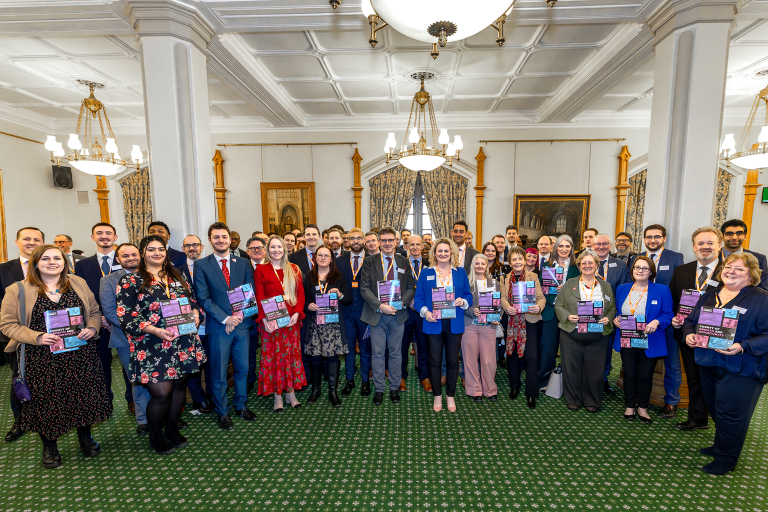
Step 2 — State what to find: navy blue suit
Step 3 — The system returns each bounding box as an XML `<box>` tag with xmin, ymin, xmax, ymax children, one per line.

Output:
<box><xmin>178</xmin><ymin>260</ymin><xmax>212</xmax><ymax>404</ymax></box>
<box><xmin>598</xmin><ymin>256</ymin><xmax>631</xmax><ymax>381</ymax></box>
<box><xmin>167</xmin><ymin>246</ymin><xmax>187</xmax><ymax>268</ymax></box>
<box><xmin>632</xmin><ymin>248</ymin><xmax>685</xmax><ymax>405</ymax></box>
<box><xmin>337</xmin><ymin>251</ymin><xmax>371</xmax><ymax>383</ymax></box>
<box><xmin>193</xmin><ymin>254</ymin><xmax>255</xmax><ymax>417</ymax></box>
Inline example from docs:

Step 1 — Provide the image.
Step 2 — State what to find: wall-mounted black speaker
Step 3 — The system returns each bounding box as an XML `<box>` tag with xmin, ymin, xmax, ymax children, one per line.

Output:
<box><xmin>52</xmin><ymin>165</ymin><xmax>73</xmax><ymax>189</ymax></box>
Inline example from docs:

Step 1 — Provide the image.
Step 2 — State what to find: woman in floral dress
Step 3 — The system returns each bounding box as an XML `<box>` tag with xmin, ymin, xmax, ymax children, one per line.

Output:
<box><xmin>255</xmin><ymin>235</ymin><xmax>305</xmax><ymax>412</ymax></box>
<box><xmin>116</xmin><ymin>235</ymin><xmax>206</xmax><ymax>455</ymax></box>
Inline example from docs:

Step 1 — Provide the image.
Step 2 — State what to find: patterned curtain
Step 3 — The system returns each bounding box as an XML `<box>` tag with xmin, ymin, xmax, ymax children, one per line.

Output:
<box><xmin>625</xmin><ymin>169</ymin><xmax>647</xmax><ymax>253</ymax></box>
<box><xmin>421</xmin><ymin>166</ymin><xmax>468</xmax><ymax>239</ymax></box>
<box><xmin>713</xmin><ymin>167</ymin><xmax>733</xmax><ymax>228</ymax></box>
<box><xmin>369</xmin><ymin>165</ymin><xmax>417</xmax><ymax>230</ymax></box>
<box><xmin>118</xmin><ymin>167</ymin><xmax>153</xmax><ymax>245</ymax></box>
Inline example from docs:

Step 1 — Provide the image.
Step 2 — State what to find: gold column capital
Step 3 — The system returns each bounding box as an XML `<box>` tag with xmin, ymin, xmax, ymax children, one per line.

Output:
<box><xmin>213</xmin><ymin>149</ymin><xmax>227</xmax><ymax>223</ymax></box>
<box><xmin>474</xmin><ymin>147</ymin><xmax>486</xmax><ymax>250</ymax></box>
<box><xmin>352</xmin><ymin>149</ymin><xmax>363</xmax><ymax>228</ymax></box>
<box><xmin>94</xmin><ymin>175</ymin><xmax>110</xmax><ymax>223</ymax></box>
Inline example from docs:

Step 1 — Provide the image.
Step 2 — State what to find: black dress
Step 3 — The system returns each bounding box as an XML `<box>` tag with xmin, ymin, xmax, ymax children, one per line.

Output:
<box><xmin>20</xmin><ymin>291</ymin><xmax>110</xmax><ymax>440</ymax></box>
<box><xmin>303</xmin><ymin>276</ymin><xmax>353</xmax><ymax>357</ymax></box>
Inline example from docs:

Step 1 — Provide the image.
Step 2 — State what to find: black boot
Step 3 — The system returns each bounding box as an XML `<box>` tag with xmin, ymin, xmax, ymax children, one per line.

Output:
<box><xmin>42</xmin><ymin>443</ymin><xmax>62</xmax><ymax>469</ymax></box>
<box><xmin>164</xmin><ymin>421</ymin><xmax>188</xmax><ymax>448</ymax></box>
<box><xmin>148</xmin><ymin>429</ymin><xmax>176</xmax><ymax>455</ymax></box>
<box><xmin>307</xmin><ymin>361</ymin><xmax>323</xmax><ymax>405</ymax></box>
<box><xmin>328</xmin><ymin>361</ymin><xmax>342</xmax><ymax>408</ymax></box>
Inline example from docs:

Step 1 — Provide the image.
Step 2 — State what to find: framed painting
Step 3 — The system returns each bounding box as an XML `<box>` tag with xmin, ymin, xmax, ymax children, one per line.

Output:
<box><xmin>513</xmin><ymin>194</ymin><xmax>591</xmax><ymax>246</ymax></box>
<box><xmin>260</xmin><ymin>182</ymin><xmax>317</xmax><ymax>236</ymax></box>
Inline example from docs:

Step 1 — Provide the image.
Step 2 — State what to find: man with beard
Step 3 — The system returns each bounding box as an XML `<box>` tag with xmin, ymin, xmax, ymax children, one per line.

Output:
<box><xmin>453</xmin><ymin>221</ymin><xmax>479</xmax><ymax>275</ymax></box>
<box><xmin>612</xmin><ymin>232</ymin><xmax>636</xmax><ymax>265</ymax></box>
<box><xmin>328</xmin><ymin>227</ymin><xmax>344</xmax><ymax>258</ymax></box>
<box><xmin>342</xmin><ymin>231</ymin><xmax>350</xmax><ymax>251</ymax></box>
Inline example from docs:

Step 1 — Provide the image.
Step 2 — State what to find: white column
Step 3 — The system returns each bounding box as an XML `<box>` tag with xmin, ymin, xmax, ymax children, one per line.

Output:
<box><xmin>644</xmin><ymin>0</ymin><xmax>738</xmax><ymax>259</ymax></box>
<box><xmin>124</xmin><ymin>0</ymin><xmax>216</xmax><ymax>246</ymax></box>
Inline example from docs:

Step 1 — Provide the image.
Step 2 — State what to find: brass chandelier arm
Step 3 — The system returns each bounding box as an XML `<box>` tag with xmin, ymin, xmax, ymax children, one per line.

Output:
<box><xmin>489</xmin><ymin>14</ymin><xmax>506</xmax><ymax>46</ymax></box>
<box><xmin>368</xmin><ymin>15</ymin><xmax>389</xmax><ymax>48</ymax></box>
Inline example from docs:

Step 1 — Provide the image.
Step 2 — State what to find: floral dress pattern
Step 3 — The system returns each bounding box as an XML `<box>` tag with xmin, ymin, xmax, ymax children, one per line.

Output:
<box><xmin>20</xmin><ymin>291</ymin><xmax>110</xmax><ymax>440</ymax></box>
<box><xmin>115</xmin><ymin>272</ymin><xmax>207</xmax><ymax>383</ymax></box>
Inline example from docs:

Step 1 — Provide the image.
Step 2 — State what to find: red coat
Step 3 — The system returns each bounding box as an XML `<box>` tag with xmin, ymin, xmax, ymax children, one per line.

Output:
<box><xmin>254</xmin><ymin>263</ymin><xmax>305</xmax><ymax>323</ymax></box>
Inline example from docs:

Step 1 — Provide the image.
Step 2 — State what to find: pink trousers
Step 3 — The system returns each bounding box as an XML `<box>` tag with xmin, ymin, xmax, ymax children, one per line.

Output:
<box><xmin>461</xmin><ymin>323</ymin><xmax>498</xmax><ymax>397</ymax></box>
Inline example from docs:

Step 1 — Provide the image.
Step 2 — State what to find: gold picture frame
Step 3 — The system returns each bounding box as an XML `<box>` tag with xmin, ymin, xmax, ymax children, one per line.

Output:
<box><xmin>513</xmin><ymin>194</ymin><xmax>591</xmax><ymax>246</ymax></box>
<box><xmin>260</xmin><ymin>182</ymin><xmax>317</xmax><ymax>236</ymax></box>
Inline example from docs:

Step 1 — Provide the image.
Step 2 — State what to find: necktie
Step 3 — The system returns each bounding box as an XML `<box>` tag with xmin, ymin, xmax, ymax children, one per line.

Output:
<box><xmin>698</xmin><ymin>266</ymin><xmax>709</xmax><ymax>289</ymax></box>
<box><xmin>353</xmin><ymin>255</ymin><xmax>359</xmax><ymax>272</ymax></box>
<box><xmin>22</xmin><ymin>260</ymin><xmax>28</xmax><ymax>279</ymax></box>
<box><xmin>599</xmin><ymin>260</ymin><xmax>607</xmax><ymax>278</ymax></box>
<box><xmin>101</xmin><ymin>256</ymin><xmax>111</xmax><ymax>275</ymax></box>
<box><xmin>414</xmin><ymin>259</ymin><xmax>420</xmax><ymax>277</ymax></box>
<box><xmin>221</xmin><ymin>258</ymin><xmax>230</xmax><ymax>288</ymax></box>
<box><xmin>308</xmin><ymin>252</ymin><xmax>314</xmax><ymax>270</ymax></box>
<box><xmin>386</xmin><ymin>257</ymin><xmax>394</xmax><ymax>280</ymax></box>
<box><xmin>651</xmin><ymin>253</ymin><xmax>657</xmax><ymax>263</ymax></box>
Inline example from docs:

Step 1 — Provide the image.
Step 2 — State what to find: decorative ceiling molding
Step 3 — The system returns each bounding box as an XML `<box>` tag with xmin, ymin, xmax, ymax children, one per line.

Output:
<box><xmin>123</xmin><ymin>0</ymin><xmax>216</xmax><ymax>54</ymax></box>
<box><xmin>646</xmin><ymin>0</ymin><xmax>741</xmax><ymax>44</ymax></box>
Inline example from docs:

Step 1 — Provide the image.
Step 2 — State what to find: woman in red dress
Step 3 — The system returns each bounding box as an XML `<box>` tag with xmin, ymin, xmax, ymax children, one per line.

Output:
<box><xmin>255</xmin><ymin>235</ymin><xmax>306</xmax><ymax>412</ymax></box>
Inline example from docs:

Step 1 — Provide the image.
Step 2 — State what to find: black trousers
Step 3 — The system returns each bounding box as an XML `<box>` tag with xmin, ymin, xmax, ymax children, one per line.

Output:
<box><xmin>8</xmin><ymin>351</ymin><xmax>20</xmax><ymax>421</ymax></box>
<box><xmin>619</xmin><ymin>348</ymin><xmax>658</xmax><ymax>409</ymax></box>
<box><xmin>699</xmin><ymin>365</ymin><xmax>764</xmax><ymax>468</ymax></box>
<box><xmin>560</xmin><ymin>331</ymin><xmax>609</xmax><ymax>409</ymax></box>
<box><xmin>426</xmin><ymin>319</ymin><xmax>462</xmax><ymax>397</ymax></box>
<box><xmin>678</xmin><ymin>341</ymin><xmax>709</xmax><ymax>424</ymax></box>
<box><xmin>507</xmin><ymin>321</ymin><xmax>541</xmax><ymax>398</ymax></box>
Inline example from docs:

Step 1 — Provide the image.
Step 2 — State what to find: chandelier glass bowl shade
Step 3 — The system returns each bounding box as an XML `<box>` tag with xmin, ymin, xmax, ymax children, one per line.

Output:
<box><xmin>369</xmin><ymin>0</ymin><xmax>514</xmax><ymax>44</ymax></box>
<box><xmin>721</xmin><ymin>85</ymin><xmax>768</xmax><ymax>169</ymax></box>
<box><xmin>45</xmin><ymin>81</ymin><xmax>143</xmax><ymax>176</ymax></box>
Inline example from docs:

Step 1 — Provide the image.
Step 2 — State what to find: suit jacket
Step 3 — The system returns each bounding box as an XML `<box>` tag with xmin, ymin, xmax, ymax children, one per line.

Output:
<box><xmin>75</xmin><ymin>253</ymin><xmax>121</xmax><ymax>306</ymax></box>
<box><xmin>611</xmin><ymin>251</ymin><xmax>636</xmax><ymax>266</ymax></box>
<box><xmin>413</xmin><ymin>266</ymin><xmax>473</xmax><ymax>335</ymax></box>
<box><xmin>502</xmin><ymin>245</ymin><xmax>518</xmax><ymax>264</ymax></box>
<box><xmin>0</xmin><ymin>258</ymin><xmax>25</xmax><ymax>344</ymax></box>
<box><xmin>99</xmin><ymin>269</ymin><xmax>130</xmax><ymax>349</ymax></box>
<box><xmin>288</xmin><ymin>247</ymin><xmax>317</xmax><ymax>277</ymax></box>
<box><xmin>337</xmin><ymin>252</ymin><xmax>366</xmax><ymax>320</ymax></box>
<box><xmin>597</xmin><ymin>256</ymin><xmax>631</xmax><ymax>296</ymax></box>
<box><xmin>554</xmin><ymin>276</ymin><xmax>617</xmax><ymax>336</ymax></box>
<box><xmin>193</xmin><ymin>253</ymin><xmax>255</xmax><ymax>334</ymax></box>
<box><xmin>64</xmin><ymin>252</ymin><xmax>86</xmax><ymax>272</ymax></box>
<box><xmin>461</xmin><ymin>245</ymin><xmax>480</xmax><ymax>275</ymax></box>
<box><xmin>612</xmin><ymin>281</ymin><xmax>674</xmax><ymax>358</ymax></box>
<box><xmin>178</xmin><ymin>261</ymin><xmax>193</xmax><ymax>287</ymax></box>
<box><xmin>395</xmin><ymin>246</ymin><xmax>408</xmax><ymax>258</ymax></box>
<box><xmin>630</xmin><ymin>249</ymin><xmax>684</xmax><ymax>287</ymax></box>
<box><xmin>668</xmin><ymin>260</ymin><xmax>723</xmax><ymax>341</ymax></box>
<box><xmin>167</xmin><ymin>246</ymin><xmax>187</xmax><ymax>268</ymax></box>
<box><xmin>359</xmin><ymin>252</ymin><xmax>416</xmax><ymax>326</ymax></box>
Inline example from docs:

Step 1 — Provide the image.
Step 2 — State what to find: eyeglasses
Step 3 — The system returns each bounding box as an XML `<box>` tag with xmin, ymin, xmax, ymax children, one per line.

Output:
<box><xmin>182</xmin><ymin>243</ymin><xmax>201</xmax><ymax>249</ymax></box>
<box><xmin>316</xmin><ymin>254</ymin><xmax>331</xmax><ymax>259</ymax></box>
<box><xmin>724</xmin><ymin>231</ymin><xmax>746</xmax><ymax>237</ymax></box>
<box><xmin>349</xmin><ymin>236</ymin><xmax>364</xmax><ymax>242</ymax></box>
<box><xmin>593</xmin><ymin>242</ymin><xmax>610</xmax><ymax>247</ymax></box>
<box><xmin>380</xmin><ymin>238</ymin><xmax>395</xmax><ymax>243</ymax></box>
<box><xmin>645</xmin><ymin>235</ymin><xmax>663</xmax><ymax>240</ymax></box>
<box><xmin>634</xmin><ymin>267</ymin><xmax>651</xmax><ymax>273</ymax></box>
<box><xmin>615</xmin><ymin>239</ymin><xmax>630</xmax><ymax>243</ymax></box>
<box><xmin>248</xmin><ymin>246</ymin><xmax>265</xmax><ymax>252</ymax></box>
<box><xmin>723</xmin><ymin>265</ymin><xmax>748</xmax><ymax>273</ymax></box>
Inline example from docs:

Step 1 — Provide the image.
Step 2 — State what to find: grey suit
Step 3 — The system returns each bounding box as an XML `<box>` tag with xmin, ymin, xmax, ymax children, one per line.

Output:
<box><xmin>359</xmin><ymin>252</ymin><xmax>416</xmax><ymax>393</ymax></box>
<box><xmin>66</xmin><ymin>252</ymin><xmax>86</xmax><ymax>272</ymax></box>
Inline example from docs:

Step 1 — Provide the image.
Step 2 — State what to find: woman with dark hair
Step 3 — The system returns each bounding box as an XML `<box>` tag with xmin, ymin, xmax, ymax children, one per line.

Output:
<box><xmin>303</xmin><ymin>245</ymin><xmax>353</xmax><ymax>407</ymax></box>
<box><xmin>0</xmin><ymin>245</ymin><xmax>107</xmax><ymax>469</ymax></box>
<box><xmin>115</xmin><ymin>235</ymin><xmax>206</xmax><ymax>455</ymax></box>
<box><xmin>482</xmin><ymin>241</ymin><xmax>504</xmax><ymax>281</ymax></box>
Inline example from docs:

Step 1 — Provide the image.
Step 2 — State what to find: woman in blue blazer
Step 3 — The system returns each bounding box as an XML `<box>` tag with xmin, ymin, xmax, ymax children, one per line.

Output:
<box><xmin>414</xmin><ymin>238</ymin><xmax>473</xmax><ymax>413</ymax></box>
<box><xmin>683</xmin><ymin>253</ymin><xmax>768</xmax><ymax>475</ymax></box>
<box><xmin>612</xmin><ymin>255</ymin><xmax>673</xmax><ymax>424</ymax></box>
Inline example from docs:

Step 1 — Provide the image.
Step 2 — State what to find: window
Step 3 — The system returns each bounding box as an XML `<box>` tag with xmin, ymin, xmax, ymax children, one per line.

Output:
<box><xmin>403</xmin><ymin>174</ymin><xmax>432</xmax><ymax>237</ymax></box>
<box><xmin>555</xmin><ymin>213</ymin><xmax>567</xmax><ymax>233</ymax></box>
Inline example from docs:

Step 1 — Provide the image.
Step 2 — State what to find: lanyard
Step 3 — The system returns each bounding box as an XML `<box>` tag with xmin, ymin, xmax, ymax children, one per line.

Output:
<box><xmin>714</xmin><ymin>290</ymin><xmax>737</xmax><ymax>309</ymax></box>
<box><xmin>435</xmin><ymin>267</ymin><xmax>452</xmax><ymax>288</ymax></box>
<box><xmin>628</xmin><ymin>285</ymin><xmax>647</xmax><ymax>315</ymax></box>
<box><xmin>580</xmin><ymin>277</ymin><xmax>597</xmax><ymax>301</ymax></box>
<box><xmin>410</xmin><ymin>258</ymin><xmax>421</xmax><ymax>280</ymax></box>
<box><xmin>596</xmin><ymin>260</ymin><xmax>608</xmax><ymax>280</ymax></box>
<box><xmin>380</xmin><ymin>253</ymin><xmax>395</xmax><ymax>279</ymax></box>
<box><xmin>647</xmin><ymin>247</ymin><xmax>664</xmax><ymax>262</ymax></box>
<box><xmin>695</xmin><ymin>267</ymin><xmax>712</xmax><ymax>292</ymax></box>
<box><xmin>350</xmin><ymin>254</ymin><xmax>363</xmax><ymax>280</ymax></box>
<box><xmin>272</xmin><ymin>265</ymin><xmax>287</xmax><ymax>298</ymax></box>
<box><xmin>319</xmin><ymin>279</ymin><xmax>328</xmax><ymax>294</ymax></box>
<box><xmin>153</xmin><ymin>274</ymin><xmax>171</xmax><ymax>299</ymax></box>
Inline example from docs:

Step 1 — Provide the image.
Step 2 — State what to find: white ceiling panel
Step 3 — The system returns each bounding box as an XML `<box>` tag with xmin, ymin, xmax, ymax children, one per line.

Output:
<box><xmin>208</xmin><ymin>83</ymin><xmax>246</xmax><ymax>102</ymax></box>
<box><xmin>727</xmin><ymin>46</ymin><xmax>768</xmax><ymax>72</ymax></box>
<box><xmin>395</xmin><ymin>79</ymin><xmax>449</xmax><ymax>98</ymax></box>
<box><xmin>496</xmin><ymin>97</ymin><xmax>549</xmax><ymax>110</ymax></box>
<box><xmin>456</xmin><ymin>50</ymin><xmax>525</xmax><ymax>76</ymax></box>
<box><xmin>107</xmin><ymin>105</ymin><xmax>144</xmax><ymax>117</ymax></box>
<box><xmin>241</xmin><ymin>32</ymin><xmax>311</xmax><ymax>52</ymax></box>
<box><xmin>347</xmin><ymin>101</ymin><xmax>394</xmax><ymax>114</ymax></box>
<box><xmin>23</xmin><ymin>86</ymin><xmax>90</xmax><ymax>103</ymax></box>
<box><xmin>520</xmin><ymin>48</ymin><xmax>594</xmax><ymax>74</ymax></box>
<box><xmin>452</xmin><ymin>77</ymin><xmax>508</xmax><ymax>96</ymax></box>
<box><xmin>607</xmin><ymin>74</ymin><xmax>653</xmax><ymax>94</ymax></box>
<box><xmin>15</xmin><ymin>59</ymin><xmax>103</xmax><ymax>83</ymax></box>
<box><xmin>40</xmin><ymin>36</ymin><xmax>125</xmax><ymax>56</ymax></box>
<box><xmin>0</xmin><ymin>62</ymin><xmax>54</xmax><ymax>85</ymax></box>
<box><xmin>584</xmin><ymin>96</ymin><xmax>631</xmax><ymax>111</ymax></box>
<box><xmin>314</xmin><ymin>29</ymin><xmax>373</xmax><ymax>50</ymax></box>
<box><xmin>387</xmin><ymin>31</ymin><xmax>435</xmax><ymax>49</ymax></box>
<box><xmin>94</xmin><ymin>88</ymin><xmax>143</xmax><ymax>102</ymax></box>
<box><xmin>298</xmin><ymin>102</ymin><xmax>347</xmax><ymax>115</ymax></box>
<box><xmin>325</xmin><ymin>53</ymin><xmax>388</xmax><ymax>78</ymax></box>
<box><xmin>80</xmin><ymin>58</ymin><xmax>143</xmax><ymax>83</ymax></box>
<box><xmin>281</xmin><ymin>81</ymin><xmax>338</xmax><ymax>100</ymax></box>
<box><xmin>390</xmin><ymin>51</ymin><xmax>458</xmax><ymax>75</ymax></box>
<box><xmin>0</xmin><ymin>37</ymin><xmax>58</xmax><ymax>56</ymax></box>
<box><xmin>0</xmin><ymin>88</ymin><xmax>37</xmax><ymax>104</ymax></box>
<box><xmin>507</xmin><ymin>76</ymin><xmax>569</xmax><ymax>94</ymax></box>
<box><xmin>465</xmin><ymin>26</ymin><xmax>539</xmax><ymax>48</ymax></box>
<box><xmin>539</xmin><ymin>24</ymin><xmax>617</xmax><ymax>45</ymax></box>
<box><xmin>259</xmin><ymin>55</ymin><xmax>327</xmax><ymax>79</ymax></box>
<box><xmin>18</xmin><ymin>105</ymin><xmax>76</xmax><ymax>118</ymax></box>
<box><xmin>214</xmin><ymin>102</ymin><xmax>263</xmax><ymax>117</ymax></box>
<box><xmin>446</xmin><ymin>98</ymin><xmax>495</xmax><ymax>111</ymax></box>
<box><xmin>337</xmin><ymin>80</ymin><xmax>391</xmax><ymax>98</ymax></box>
<box><xmin>623</xmin><ymin>97</ymin><xmax>652</xmax><ymax>110</ymax></box>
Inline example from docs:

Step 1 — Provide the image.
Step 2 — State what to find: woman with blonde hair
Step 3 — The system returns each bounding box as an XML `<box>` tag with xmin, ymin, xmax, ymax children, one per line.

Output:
<box><xmin>255</xmin><ymin>235</ymin><xmax>306</xmax><ymax>412</ymax></box>
<box><xmin>0</xmin><ymin>245</ymin><xmax>107</xmax><ymax>468</ymax></box>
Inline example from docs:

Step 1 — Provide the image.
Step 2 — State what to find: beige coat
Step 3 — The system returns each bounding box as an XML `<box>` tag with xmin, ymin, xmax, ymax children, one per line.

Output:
<box><xmin>500</xmin><ymin>270</ymin><xmax>547</xmax><ymax>324</ymax></box>
<box><xmin>0</xmin><ymin>275</ymin><xmax>101</xmax><ymax>353</ymax></box>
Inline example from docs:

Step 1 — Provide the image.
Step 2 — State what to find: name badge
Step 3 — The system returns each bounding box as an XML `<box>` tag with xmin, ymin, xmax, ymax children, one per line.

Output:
<box><xmin>659</xmin><ymin>265</ymin><xmax>669</xmax><ymax>271</ymax></box>
<box><xmin>651</xmin><ymin>300</ymin><xmax>658</xmax><ymax>305</ymax></box>
<box><xmin>427</xmin><ymin>275</ymin><xmax>435</xmax><ymax>281</ymax></box>
<box><xmin>315</xmin><ymin>286</ymin><xmax>321</xmax><ymax>291</ymax></box>
<box><xmin>733</xmin><ymin>306</ymin><xmax>747</xmax><ymax>314</ymax></box>
<box><xmin>707</xmin><ymin>279</ymin><xmax>719</xmax><ymax>287</ymax></box>
<box><xmin>609</xmin><ymin>263</ymin><xmax>617</xmax><ymax>268</ymax></box>
<box><xmin>605</xmin><ymin>296</ymin><xmax>610</xmax><ymax>302</ymax></box>
<box><xmin>111</xmin><ymin>265</ymin><xmax>122</xmax><ymax>270</ymax></box>
<box><xmin>352</xmin><ymin>282</ymin><xmax>359</xmax><ymax>288</ymax></box>
<box><xmin>398</xmin><ymin>268</ymin><xmax>405</xmax><ymax>274</ymax></box>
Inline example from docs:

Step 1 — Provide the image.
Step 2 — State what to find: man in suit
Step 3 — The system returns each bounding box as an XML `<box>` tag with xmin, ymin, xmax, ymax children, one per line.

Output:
<box><xmin>327</xmin><ymin>227</ymin><xmax>345</xmax><ymax>259</ymax></box>
<box><xmin>575</xmin><ymin>227</ymin><xmax>598</xmax><ymax>258</ymax></box>
<box><xmin>669</xmin><ymin>226</ymin><xmax>724</xmax><ymax>432</ymax></box>
<box><xmin>337</xmin><ymin>228</ymin><xmax>371</xmax><ymax>396</ymax></box>
<box><xmin>289</xmin><ymin>224</ymin><xmax>322</xmax><ymax>384</ymax></box>
<box><xmin>630</xmin><ymin>223</ymin><xmax>685</xmax><ymax>418</ymax></box>
<box><xmin>359</xmin><ymin>226</ymin><xmax>416</xmax><ymax>405</ymax></box>
<box><xmin>593</xmin><ymin>233</ymin><xmax>631</xmax><ymax>392</ymax></box>
<box><xmin>244</xmin><ymin>236</ymin><xmax>267</xmax><ymax>393</ymax></box>
<box><xmin>402</xmin><ymin>234</ymin><xmax>430</xmax><ymax>392</ymax></box>
<box><xmin>54</xmin><ymin>234</ymin><xmax>85</xmax><ymax>272</ymax></box>
<box><xmin>453</xmin><ymin>220</ymin><xmax>479</xmax><ymax>275</ymax></box>
<box><xmin>147</xmin><ymin>221</ymin><xmax>187</xmax><ymax>268</ymax></box>
<box><xmin>193</xmin><ymin>223</ymin><xmax>257</xmax><ymax>430</ymax></box>
<box><xmin>100</xmin><ymin>243</ymin><xmax>151</xmax><ymax>435</ymax></box>
<box><xmin>2</xmin><ymin>226</ymin><xmax>44</xmax><ymax>442</ymax></box>
<box><xmin>177</xmin><ymin>235</ymin><xmax>214</xmax><ymax>415</ymax></box>
<box><xmin>229</xmin><ymin>231</ymin><xmax>249</xmax><ymax>259</ymax></box>
<box><xmin>612</xmin><ymin>231</ymin><xmax>636</xmax><ymax>265</ymax></box>
<box><xmin>720</xmin><ymin>218</ymin><xmax>768</xmax><ymax>291</ymax></box>
<box><xmin>284</xmin><ymin>232</ymin><xmax>297</xmax><ymax>254</ymax></box>
<box><xmin>75</xmin><ymin>222</ymin><xmax>122</xmax><ymax>412</ymax></box>
<box><xmin>502</xmin><ymin>225</ymin><xmax>518</xmax><ymax>263</ymax></box>
<box><xmin>364</xmin><ymin>231</ymin><xmax>379</xmax><ymax>255</ymax></box>
<box><xmin>536</xmin><ymin>235</ymin><xmax>553</xmax><ymax>270</ymax></box>
<box><xmin>396</xmin><ymin>229</ymin><xmax>409</xmax><ymax>257</ymax></box>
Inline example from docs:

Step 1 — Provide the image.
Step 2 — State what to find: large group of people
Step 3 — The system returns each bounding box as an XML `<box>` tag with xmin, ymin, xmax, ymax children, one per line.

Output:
<box><xmin>0</xmin><ymin>217</ymin><xmax>766</xmax><ymax>476</ymax></box>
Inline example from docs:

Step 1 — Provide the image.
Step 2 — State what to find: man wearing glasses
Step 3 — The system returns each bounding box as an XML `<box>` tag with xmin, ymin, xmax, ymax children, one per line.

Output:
<box><xmin>720</xmin><ymin>219</ymin><xmax>768</xmax><ymax>290</ymax></box>
<box><xmin>612</xmin><ymin>231</ymin><xmax>636</xmax><ymax>265</ymax></box>
<box><xmin>630</xmin><ymin>223</ymin><xmax>685</xmax><ymax>419</ymax></box>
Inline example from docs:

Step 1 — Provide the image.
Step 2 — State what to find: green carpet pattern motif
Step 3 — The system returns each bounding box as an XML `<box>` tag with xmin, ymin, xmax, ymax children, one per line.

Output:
<box><xmin>0</xmin><ymin>352</ymin><xmax>766</xmax><ymax>511</ymax></box>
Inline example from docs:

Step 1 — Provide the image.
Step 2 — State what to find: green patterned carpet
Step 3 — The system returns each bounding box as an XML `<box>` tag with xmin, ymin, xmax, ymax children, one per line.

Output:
<box><xmin>0</xmin><ymin>352</ymin><xmax>766</xmax><ymax>512</ymax></box>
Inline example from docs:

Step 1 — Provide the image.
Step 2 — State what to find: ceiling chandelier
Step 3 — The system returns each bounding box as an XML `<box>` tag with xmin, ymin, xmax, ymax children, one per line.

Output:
<box><xmin>720</xmin><ymin>84</ymin><xmax>768</xmax><ymax>169</ymax></box>
<box><xmin>45</xmin><ymin>80</ymin><xmax>143</xmax><ymax>176</ymax></box>
<box><xmin>384</xmin><ymin>72</ymin><xmax>462</xmax><ymax>172</ymax></box>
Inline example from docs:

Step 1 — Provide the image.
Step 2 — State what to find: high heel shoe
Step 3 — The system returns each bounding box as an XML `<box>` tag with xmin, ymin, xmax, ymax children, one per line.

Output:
<box><xmin>274</xmin><ymin>393</ymin><xmax>284</xmax><ymax>413</ymax></box>
<box><xmin>286</xmin><ymin>392</ymin><xmax>301</xmax><ymax>409</ymax></box>
<box><xmin>433</xmin><ymin>396</ymin><xmax>442</xmax><ymax>412</ymax></box>
<box><xmin>447</xmin><ymin>396</ymin><xmax>456</xmax><ymax>412</ymax></box>
<box><xmin>527</xmin><ymin>397</ymin><xmax>536</xmax><ymax>409</ymax></box>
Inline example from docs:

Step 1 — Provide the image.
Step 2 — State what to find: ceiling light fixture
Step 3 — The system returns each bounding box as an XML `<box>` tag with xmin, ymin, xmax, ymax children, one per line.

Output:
<box><xmin>720</xmin><ymin>84</ymin><xmax>768</xmax><ymax>169</ymax></box>
<box><xmin>384</xmin><ymin>72</ymin><xmax>461</xmax><ymax>172</ymax></box>
<box><xmin>45</xmin><ymin>80</ymin><xmax>143</xmax><ymax>176</ymax></box>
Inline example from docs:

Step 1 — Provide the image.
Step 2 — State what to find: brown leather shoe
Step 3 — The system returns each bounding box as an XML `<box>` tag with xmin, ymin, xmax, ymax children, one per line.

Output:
<box><xmin>399</xmin><ymin>379</ymin><xmax>407</xmax><ymax>392</ymax></box>
<box><xmin>369</xmin><ymin>370</ymin><xmax>372</xmax><ymax>378</ymax></box>
<box><xmin>385</xmin><ymin>370</ymin><xmax>389</xmax><ymax>378</ymax></box>
<box><xmin>128</xmin><ymin>402</ymin><xmax>135</xmax><ymax>416</ymax></box>
<box><xmin>420</xmin><ymin>379</ymin><xmax>432</xmax><ymax>392</ymax></box>
<box><xmin>461</xmin><ymin>377</ymin><xmax>465</xmax><ymax>387</ymax></box>
<box><xmin>441</xmin><ymin>376</ymin><xmax>447</xmax><ymax>386</ymax></box>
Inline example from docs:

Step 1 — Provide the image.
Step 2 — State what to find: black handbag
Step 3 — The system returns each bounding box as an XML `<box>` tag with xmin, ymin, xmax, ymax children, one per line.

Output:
<box><xmin>11</xmin><ymin>282</ymin><xmax>31</xmax><ymax>402</ymax></box>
